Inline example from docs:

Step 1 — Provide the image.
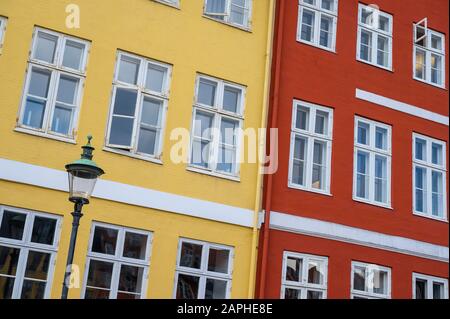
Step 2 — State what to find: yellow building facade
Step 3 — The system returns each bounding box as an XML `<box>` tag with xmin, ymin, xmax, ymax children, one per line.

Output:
<box><xmin>0</xmin><ymin>0</ymin><xmax>274</xmax><ymax>298</ymax></box>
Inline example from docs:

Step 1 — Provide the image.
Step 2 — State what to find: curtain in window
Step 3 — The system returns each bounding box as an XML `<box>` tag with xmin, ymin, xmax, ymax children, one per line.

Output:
<box><xmin>206</xmin><ymin>0</ymin><xmax>226</xmax><ymax>14</ymax></box>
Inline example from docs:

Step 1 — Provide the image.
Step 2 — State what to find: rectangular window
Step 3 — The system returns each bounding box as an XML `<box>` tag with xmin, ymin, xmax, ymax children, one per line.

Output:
<box><xmin>0</xmin><ymin>16</ymin><xmax>7</xmax><ymax>53</ymax></box>
<box><xmin>82</xmin><ymin>223</ymin><xmax>152</xmax><ymax>299</ymax></box>
<box><xmin>297</xmin><ymin>0</ymin><xmax>338</xmax><ymax>51</ymax></box>
<box><xmin>204</xmin><ymin>0</ymin><xmax>252</xmax><ymax>29</ymax></box>
<box><xmin>413</xmin><ymin>133</ymin><xmax>447</xmax><ymax>221</ymax></box>
<box><xmin>189</xmin><ymin>74</ymin><xmax>244</xmax><ymax>178</ymax></box>
<box><xmin>289</xmin><ymin>100</ymin><xmax>333</xmax><ymax>194</ymax></box>
<box><xmin>353</xmin><ymin>117</ymin><xmax>392</xmax><ymax>208</ymax></box>
<box><xmin>413</xmin><ymin>273</ymin><xmax>448</xmax><ymax>299</ymax></box>
<box><xmin>105</xmin><ymin>51</ymin><xmax>172</xmax><ymax>161</ymax></box>
<box><xmin>0</xmin><ymin>205</ymin><xmax>61</xmax><ymax>299</ymax></box>
<box><xmin>413</xmin><ymin>21</ymin><xmax>446</xmax><ymax>88</ymax></box>
<box><xmin>356</xmin><ymin>4</ymin><xmax>393</xmax><ymax>70</ymax></box>
<box><xmin>17</xmin><ymin>27</ymin><xmax>89</xmax><ymax>141</ymax></box>
<box><xmin>281</xmin><ymin>252</ymin><xmax>328</xmax><ymax>299</ymax></box>
<box><xmin>174</xmin><ymin>238</ymin><xmax>233</xmax><ymax>299</ymax></box>
<box><xmin>351</xmin><ymin>261</ymin><xmax>391</xmax><ymax>299</ymax></box>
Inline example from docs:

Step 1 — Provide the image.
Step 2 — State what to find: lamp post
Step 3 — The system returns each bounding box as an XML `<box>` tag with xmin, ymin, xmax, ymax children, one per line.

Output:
<box><xmin>62</xmin><ymin>135</ymin><xmax>104</xmax><ymax>299</ymax></box>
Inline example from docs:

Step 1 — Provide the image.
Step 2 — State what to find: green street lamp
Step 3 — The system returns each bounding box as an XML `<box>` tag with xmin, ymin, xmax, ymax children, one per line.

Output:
<box><xmin>62</xmin><ymin>135</ymin><xmax>104</xmax><ymax>299</ymax></box>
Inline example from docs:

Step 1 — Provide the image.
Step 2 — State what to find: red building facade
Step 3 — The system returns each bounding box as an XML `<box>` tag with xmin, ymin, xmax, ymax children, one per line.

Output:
<box><xmin>257</xmin><ymin>0</ymin><xmax>449</xmax><ymax>299</ymax></box>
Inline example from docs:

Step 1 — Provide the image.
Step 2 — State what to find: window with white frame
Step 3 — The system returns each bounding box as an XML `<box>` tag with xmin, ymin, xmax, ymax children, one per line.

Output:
<box><xmin>353</xmin><ymin>117</ymin><xmax>392</xmax><ymax>207</ymax></box>
<box><xmin>105</xmin><ymin>51</ymin><xmax>172</xmax><ymax>160</ymax></box>
<box><xmin>413</xmin><ymin>273</ymin><xmax>448</xmax><ymax>299</ymax></box>
<box><xmin>0</xmin><ymin>205</ymin><xmax>61</xmax><ymax>299</ymax></box>
<box><xmin>204</xmin><ymin>0</ymin><xmax>252</xmax><ymax>29</ymax></box>
<box><xmin>351</xmin><ymin>261</ymin><xmax>391</xmax><ymax>299</ymax></box>
<box><xmin>297</xmin><ymin>0</ymin><xmax>338</xmax><ymax>51</ymax></box>
<box><xmin>356</xmin><ymin>4</ymin><xmax>393</xmax><ymax>70</ymax></box>
<box><xmin>17</xmin><ymin>27</ymin><xmax>89</xmax><ymax>140</ymax></box>
<box><xmin>174</xmin><ymin>239</ymin><xmax>233</xmax><ymax>299</ymax></box>
<box><xmin>0</xmin><ymin>16</ymin><xmax>7</xmax><ymax>52</ymax></box>
<box><xmin>281</xmin><ymin>252</ymin><xmax>328</xmax><ymax>299</ymax></box>
<box><xmin>289</xmin><ymin>100</ymin><xmax>333</xmax><ymax>194</ymax></box>
<box><xmin>413</xmin><ymin>133</ymin><xmax>447</xmax><ymax>220</ymax></box>
<box><xmin>82</xmin><ymin>223</ymin><xmax>152</xmax><ymax>299</ymax></box>
<box><xmin>413</xmin><ymin>19</ymin><xmax>446</xmax><ymax>88</ymax></box>
<box><xmin>189</xmin><ymin>75</ymin><xmax>244</xmax><ymax>177</ymax></box>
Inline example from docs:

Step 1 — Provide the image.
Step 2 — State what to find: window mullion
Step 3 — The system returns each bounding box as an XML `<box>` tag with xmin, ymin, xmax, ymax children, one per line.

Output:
<box><xmin>130</xmin><ymin>90</ymin><xmax>142</xmax><ymax>152</ymax></box>
<box><xmin>426</xmin><ymin>167</ymin><xmax>432</xmax><ymax>215</ymax></box>
<box><xmin>109</xmin><ymin>262</ymin><xmax>120</xmax><ymax>299</ymax></box>
<box><xmin>306</xmin><ymin>136</ymin><xmax>314</xmax><ymax>188</ymax></box>
<box><xmin>372</xmin><ymin>31</ymin><xmax>378</xmax><ymax>64</ymax></box>
<box><xmin>12</xmin><ymin>248</ymin><xmax>28</xmax><ymax>299</ymax></box>
<box><xmin>43</xmin><ymin>70</ymin><xmax>58</xmax><ymax>133</ymax></box>
<box><xmin>314</xmin><ymin>11</ymin><xmax>321</xmax><ymax>45</ymax></box>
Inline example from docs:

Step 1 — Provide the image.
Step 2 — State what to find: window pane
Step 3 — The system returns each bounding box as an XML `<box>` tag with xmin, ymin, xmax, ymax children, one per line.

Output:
<box><xmin>62</xmin><ymin>40</ymin><xmax>85</xmax><ymax>70</ymax></box>
<box><xmin>20</xmin><ymin>280</ymin><xmax>46</xmax><ymax>299</ymax></box>
<box><xmin>360</xmin><ymin>30</ymin><xmax>372</xmax><ymax>62</ymax></box>
<box><xmin>91</xmin><ymin>226</ymin><xmax>118</xmax><ymax>255</ymax></box>
<box><xmin>312</xmin><ymin>141</ymin><xmax>326</xmax><ymax>190</ymax></box>
<box><xmin>113</xmin><ymin>88</ymin><xmax>137</xmax><ymax>117</ymax></box>
<box><xmin>118</xmin><ymin>56</ymin><xmax>140</xmax><ymax>85</ymax></box>
<box><xmin>56</xmin><ymin>76</ymin><xmax>78</xmax><ymax>104</ymax></box>
<box><xmin>301</xmin><ymin>10</ymin><xmax>315</xmax><ymax>42</ymax></box>
<box><xmin>217</xmin><ymin>146</ymin><xmax>236</xmax><ymax>173</ymax></box>
<box><xmin>230</xmin><ymin>1</ymin><xmax>246</xmax><ymax>26</ymax></box>
<box><xmin>307</xmin><ymin>290</ymin><xmax>323</xmax><ymax>299</ymax></box>
<box><xmin>51</xmin><ymin>106</ymin><xmax>72</xmax><ymax>135</ymax></box>
<box><xmin>372</xmin><ymin>270</ymin><xmax>388</xmax><ymax>295</ymax></box>
<box><xmin>415</xmin><ymin>25</ymin><xmax>426</xmax><ymax>47</ymax></box>
<box><xmin>223</xmin><ymin>86</ymin><xmax>241</xmax><ymax>113</ymax></box>
<box><xmin>378</xmin><ymin>15</ymin><xmax>390</xmax><ymax>32</ymax></box>
<box><xmin>118</xmin><ymin>265</ymin><xmax>144</xmax><ymax>294</ymax></box>
<box><xmin>34</xmin><ymin>32</ymin><xmax>57</xmax><ymax>63</ymax></box>
<box><xmin>308</xmin><ymin>260</ymin><xmax>324</xmax><ymax>285</ymax></box>
<box><xmin>431</xmin><ymin>54</ymin><xmax>442</xmax><ymax>85</ymax></box>
<box><xmin>23</xmin><ymin>98</ymin><xmax>45</xmax><ymax>129</ymax></box>
<box><xmin>137</xmin><ymin>128</ymin><xmax>157</xmax><ymax>155</ymax></box>
<box><xmin>141</xmin><ymin>97</ymin><xmax>162</xmax><ymax>127</ymax></box>
<box><xmin>180</xmin><ymin>242</ymin><xmax>202</xmax><ymax>269</ymax></box>
<box><xmin>123</xmin><ymin>232</ymin><xmax>148</xmax><ymax>260</ymax></box>
<box><xmin>321</xmin><ymin>0</ymin><xmax>333</xmax><ymax>11</ymax></box>
<box><xmin>353</xmin><ymin>266</ymin><xmax>366</xmax><ymax>291</ymax></box>
<box><xmin>431</xmin><ymin>171</ymin><xmax>443</xmax><ymax>217</ymax></box>
<box><xmin>284</xmin><ymin>288</ymin><xmax>301</xmax><ymax>299</ymax></box>
<box><xmin>0</xmin><ymin>276</ymin><xmax>15</xmax><ymax>299</ymax></box>
<box><xmin>205</xmin><ymin>0</ymin><xmax>226</xmax><ymax>15</ymax></box>
<box><xmin>286</xmin><ymin>257</ymin><xmax>302</xmax><ymax>282</ymax></box>
<box><xmin>356</xmin><ymin>151</ymin><xmax>369</xmax><ymax>199</ymax></box>
<box><xmin>194</xmin><ymin>111</ymin><xmax>213</xmax><ymax>140</ymax></box>
<box><xmin>109</xmin><ymin>117</ymin><xmax>134</xmax><ymax>147</ymax></box>
<box><xmin>320</xmin><ymin>16</ymin><xmax>333</xmax><ymax>48</ymax></box>
<box><xmin>220</xmin><ymin>118</ymin><xmax>238</xmax><ymax>145</ymax></box>
<box><xmin>433</xmin><ymin>282</ymin><xmax>444</xmax><ymax>299</ymax></box>
<box><xmin>360</xmin><ymin>7</ymin><xmax>373</xmax><ymax>25</ymax></box>
<box><xmin>176</xmin><ymin>274</ymin><xmax>199</xmax><ymax>299</ymax></box>
<box><xmin>375</xmin><ymin>127</ymin><xmax>387</xmax><ymax>150</ymax></box>
<box><xmin>296</xmin><ymin>106</ymin><xmax>309</xmax><ymax>130</ymax></box>
<box><xmin>431</xmin><ymin>143</ymin><xmax>443</xmax><ymax>166</ymax></box>
<box><xmin>357</xmin><ymin>122</ymin><xmax>369</xmax><ymax>145</ymax></box>
<box><xmin>86</xmin><ymin>260</ymin><xmax>113</xmax><ymax>289</ymax></box>
<box><xmin>415</xmin><ymin>279</ymin><xmax>427</xmax><ymax>299</ymax></box>
<box><xmin>415</xmin><ymin>138</ymin><xmax>426</xmax><ymax>161</ymax></box>
<box><xmin>315</xmin><ymin>110</ymin><xmax>328</xmax><ymax>135</ymax></box>
<box><xmin>191</xmin><ymin>139</ymin><xmax>210</xmax><ymax>168</ymax></box>
<box><xmin>198</xmin><ymin>79</ymin><xmax>217</xmax><ymax>106</ymax></box>
<box><xmin>31</xmin><ymin>216</ymin><xmax>56</xmax><ymax>245</ymax></box>
<box><xmin>415</xmin><ymin>49</ymin><xmax>426</xmax><ymax>80</ymax></box>
<box><xmin>415</xmin><ymin>166</ymin><xmax>427</xmax><ymax>213</ymax></box>
<box><xmin>292</xmin><ymin>137</ymin><xmax>307</xmax><ymax>185</ymax></box>
<box><xmin>29</xmin><ymin>69</ymin><xmax>51</xmax><ymax>98</ymax></box>
<box><xmin>145</xmin><ymin>64</ymin><xmax>166</xmax><ymax>93</ymax></box>
<box><xmin>205</xmin><ymin>278</ymin><xmax>227</xmax><ymax>299</ymax></box>
<box><xmin>0</xmin><ymin>211</ymin><xmax>26</xmax><ymax>240</ymax></box>
<box><xmin>374</xmin><ymin>155</ymin><xmax>387</xmax><ymax>203</ymax></box>
<box><xmin>84</xmin><ymin>288</ymin><xmax>110</xmax><ymax>299</ymax></box>
<box><xmin>24</xmin><ymin>251</ymin><xmax>50</xmax><ymax>281</ymax></box>
<box><xmin>377</xmin><ymin>35</ymin><xmax>389</xmax><ymax>67</ymax></box>
<box><xmin>431</xmin><ymin>35</ymin><xmax>443</xmax><ymax>51</ymax></box>
<box><xmin>0</xmin><ymin>246</ymin><xmax>20</xmax><ymax>276</ymax></box>
<box><xmin>207</xmin><ymin>248</ymin><xmax>230</xmax><ymax>274</ymax></box>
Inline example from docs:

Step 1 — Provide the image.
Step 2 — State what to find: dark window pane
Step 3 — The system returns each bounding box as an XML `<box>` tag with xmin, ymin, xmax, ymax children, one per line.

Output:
<box><xmin>307</xmin><ymin>290</ymin><xmax>323</xmax><ymax>299</ymax></box>
<box><xmin>286</xmin><ymin>257</ymin><xmax>302</xmax><ymax>282</ymax></box>
<box><xmin>0</xmin><ymin>211</ymin><xmax>27</xmax><ymax>240</ymax></box>
<box><xmin>118</xmin><ymin>265</ymin><xmax>144</xmax><ymax>294</ymax></box>
<box><xmin>84</xmin><ymin>287</ymin><xmax>110</xmax><ymax>299</ymax></box>
<box><xmin>86</xmin><ymin>260</ymin><xmax>113</xmax><ymax>289</ymax></box>
<box><xmin>205</xmin><ymin>278</ymin><xmax>227</xmax><ymax>299</ymax></box>
<box><xmin>117</xmin><ymin>292</ymin><xmax>140</xmax><ymax>299</ymax></box>
<box><xmin>179</xmin><ymin>243</ymin><xmax>202</xmax><ymax>269</ymax></box>
<box><xmin>91</xmin><ymin>227</ymin><xmax>118</xmax><ymax>255</ymax></box>
<box><xmin>113</xmin><ymin>88</ymin><xmax>137</xmax><ymax>116</ymax></box>
<box><xmin>20</xmin><ymin>280</ymin><xmax>46</xmax><ymax>299</ymax></box>
<box><xmin>109</xmin><ymin>116</ymin><xmax>134</xmax><ymax>147</ymax></box>
<box><xmin>433</xmin><ymin>282</ymin><xmax>444</xmax><ymax>299</ymax></box>
<box><xmin>0</xmin><ymin>276</ymin><xmax>15</xmax><ymax>299</ymax></box>
<box><xmin>198</xmin><ymin>79</ymin><xmax>216</xmax><ymax>106</ymax></box>
<box><xmin>353</xmin><ymin>267</ymin><xmax>366</xmax><ymax>291</ymax></box>
<box><xmin>0</xmin><ymin>246</ymin><xmax>20</xmax><ymax>276</ymax></box>
<box><xmin>284</xmin><ymin>288</ymin><xmax>300</xmax><ymax>299</ymax></box>
<box><xmin>176</xmin><ymin>274</ymin><xmax>199</xmax><ymax>299</ymax></box>
<box><xmin>123</xmin><ymin>232</ymin><xmax>147</xmax><ymax>260</ymax></box>
<box><xmin>415</xmin><ymin>279</ymin><xmax>427</xmax><ymax>299</ymax></box>
<box><xmin>31</xmin><ymin>217</ymin><xmax>56</xmax><ymax>245</ymax></box>
<box><xmin>23</xmin><ymin>98</ymin><xmax>45</xmax><ymax>129</ymax></box>
<box><xmin>24</xmin><ymin>251</ymin><xmax>50</xmax><ymax>281</ymax></box>
<box><xmin>208</xmin><ymin>248</ymin><xmax>229</xmax><ymax>274</ymax></box>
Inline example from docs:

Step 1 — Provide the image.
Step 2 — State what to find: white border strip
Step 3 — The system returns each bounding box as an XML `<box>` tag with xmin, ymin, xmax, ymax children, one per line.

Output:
<box><xmin>356</xmin><ymin>89</ymin><xmax>449</xmax><ymax>126</ymax></box>
<box><xmin>270</xmin><ymin>211</ymin><xmax>449</xmax><ymax>262</ymax></box>
<box><xmin>0</xmin><ymin>158</ymin><xmax>256</xmax><ymax>228</ymax></box>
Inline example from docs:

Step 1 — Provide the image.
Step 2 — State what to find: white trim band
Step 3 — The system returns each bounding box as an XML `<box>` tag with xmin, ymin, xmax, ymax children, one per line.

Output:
<box><xmin>0</xmin><ymin>158</ymin><xmax>256</xmax><ymax>228</ymax></box>
<box><xmin>355</xmin><ymin>89</ymin><xmax>449</xmax><ymax>126</ymax></box>
<box><xmin>270</xmin><ymin>211</ymin><xmax>449</xmax><ymax>262</ymax></box>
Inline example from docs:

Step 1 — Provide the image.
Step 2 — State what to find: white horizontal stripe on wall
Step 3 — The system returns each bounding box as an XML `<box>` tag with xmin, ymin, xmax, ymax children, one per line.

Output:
<box><xmin>355</xmin><ymin>89</ymin><xmax>449</xmax><ymax>126</ymax></box>
<box><xmin>270</xmin><ymin>211</ymin><xmax>449</xmax><ymax>262</ymax></box>
<box><xmin>0</xmin><ymin>158</ymin><xmax>256</xmax><ymax>228</ymax></box>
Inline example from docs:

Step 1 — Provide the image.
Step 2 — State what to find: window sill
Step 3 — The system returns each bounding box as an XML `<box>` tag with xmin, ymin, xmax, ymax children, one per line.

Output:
<box><xmin>152</xmin><ymin>0</ymin><xmax>180</xmax><ymax>10</ymax></box>
<box><xmin>201</xmin><ymin>15</ymin><xmax>252</xmax><ymax>33</ymax></box>
<box><xmin>14</xmin><ymin>127</ymin><xmax>77</xmax><ymax>144</ymax></box>
<box><xmin>413</xmin><ymin>77</ymin><xmax>447</xmax><ymax>90</ymax></box>
<box><xmin>288</xmin><ymin>182</ymin><xmax>332</xmax><ymax>197</ymax></box>
<box><xmin>352</xmin><ymin>196</ymin><xmax>393</xmax><ymax>210</ymax></box>
<box><xmin>356</xmin><ymin>58</ymin><xmax>393</xmax><ymax>73</ymax></box>
<box><xmin>296</xmin><ymin>38</ymin><xmax>336</xmax><ymax>54</ymax></box>
<box><xmin>103</xmin><ymin>147</ymin><xmax>163</xmax><ymax>165</ymax></box>
<box><xmin>186</xmin><ymin>166</ymin><xmax>240</xmax><ymax>182</ymax></box>
<box><xmin>412</xmin><ymin>212</ymin><xmax>448</xmax><ymax>223</ymax></box>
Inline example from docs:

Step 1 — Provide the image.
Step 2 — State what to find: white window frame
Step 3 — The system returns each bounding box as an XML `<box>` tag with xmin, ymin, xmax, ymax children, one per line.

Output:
<box><xmin>288</xmin><ymin>100</ymin><xmax>333</xmax><ymax>195</ymax></box>
<box><xmin>412</xmin><ymin>133</ymin><xmax>447</xmax><ymax>221</ymax></box>
<box><xmin>173</xmin><ymin>238</ymin><xmax>234</xmax><ymax>299</ymax></box>
<box><xmin>297</xmin><ymin>0</ymin><xmax>338</xmax><ymax>52</ymax></box>
<box><xmin>81</xmin><ymin>222</ymin><xmax>153</xmax><ymax>299</ymax></box>
<box><xmin>351</xmin><ymin>261</ymin><xmax>391</xmax><ymax>299</ymax></box>
<box><xmin>0</xmin><ymin>16</ymin><xmax>7</xmax><ymax>54</ymax></box>
<box><xmin>356</xmin><ymin>3</ymin><xmax>393</xmax><ymax>70</ymax></box>
<box><xmin>16</xmin><ymin>27</ymin><xmax>90</xmax><ymax>143</ymax></box>
<box><xmin>280</xmin><ymin>251</ymin><xmax>328</xmax><ymax>299</ymax></box>
<box><xmin>353</xmin><ymin>116</ymin><xmax>392</xmax><ymax>208</ymax></box>
<box><xmin>188</xmin><ymin>74</ymin><xmax>245</xmax><ymax>179</ymax></box>
<box><xmin>153</xmin><ymin>0</ymin><xmax>180</xmax><ymax>8</ymax></box>
<box><xmin>412</xmin><ymin>21</ymin><xmax>446</xmax><ymax>89</ymax></box>
<box><xmin>0</xmin><ymin>205</ymin><xmax>62</xmax><ymax>299</ymax></box>
<box><xmin>104</xmin><ymin>51</ymin><xmax>172</xmax><ymax>163</ymax></box>
<box><xmin>412</xmin><ymin>273</ymin><xmax>449</xmax><ymax>299</ymax></box>
<box><xmin>203</xmin><ymin>0</ymin><xmax>253</xmax><ymax>30</ymax></box>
